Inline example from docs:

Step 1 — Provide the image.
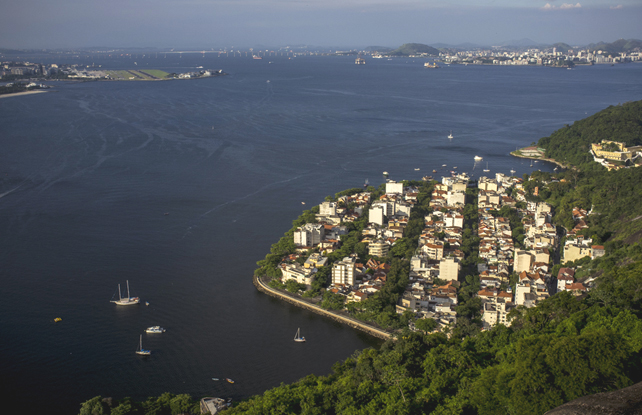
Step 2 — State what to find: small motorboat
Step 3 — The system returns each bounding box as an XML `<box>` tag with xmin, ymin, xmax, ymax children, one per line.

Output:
<box><xmin>54</xmin><ymin>317</ymin><xmax>62</xmax><ymax>323</ymax></box>
<box><xmin>226</xmin><ymin>378</ymin><xmax>235</xmax><ymax>384</ymax></box>
<box><xmin>146</xmin><ymin>326</ymin><xmax>166</xmax><ymax>333</ymax></box>
<box><xmin>212</xmin><ymin>378</ymin><xmax>219</xmax><ymax>381</ymax></box>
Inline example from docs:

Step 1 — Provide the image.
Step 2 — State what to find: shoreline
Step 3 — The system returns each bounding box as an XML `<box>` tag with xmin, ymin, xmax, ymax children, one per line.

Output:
<box><xmin>253</xmin><ymin>274</ymin><xmax>393</xmax><ymax>341</ymax></box>
<box><xmin>510</xmin><ymin>151</ymin><xmax>570</xmax><ymax>169</ymax></box>
<box><xmin>0</xmin><ymin>89</ymin><xmax>49</xmax><ymax>99</ymax></box>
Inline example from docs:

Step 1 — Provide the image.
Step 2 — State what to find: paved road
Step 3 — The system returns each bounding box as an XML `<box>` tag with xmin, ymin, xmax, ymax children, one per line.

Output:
<box><xmin>255</xmin><ymin>276</ymin><xmax>393</xmax><ymax>340</ymax></box>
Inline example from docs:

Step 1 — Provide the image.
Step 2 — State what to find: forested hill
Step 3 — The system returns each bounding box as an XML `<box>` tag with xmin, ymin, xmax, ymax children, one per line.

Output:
<box><xmin>390</xmin><ymin>43</ymin><xmax>441</xmax><ymax>56</ymax></box>
<box><xmin>537</xmin><ymin>100</ymin><xmax>642</xmax><ymax>169</ymax></box>
<box><xmin>533</xmin><ymin>100</ymin><xmax>642</xmax><ymax>244</ymax></box>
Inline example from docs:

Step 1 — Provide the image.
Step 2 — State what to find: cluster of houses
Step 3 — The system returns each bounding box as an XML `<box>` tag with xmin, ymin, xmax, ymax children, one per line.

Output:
<box><xmin>395</xmin><ymin>174</ymin><xmax>473</xmax><ymax>331</ymax></box>
<box><xmin>476</xmin><ymin>175</ymin><xmax>519</xmax><ymax>329</ymax></box>
<box><xmin>436</xmin><ymin>47</ymin><xmax>641</xmax><ymax>66</ymax></box>
<box><xmin>275</xmin><ymin>169</ymin><xmax>604</xmax><ymax>334</ymax></box>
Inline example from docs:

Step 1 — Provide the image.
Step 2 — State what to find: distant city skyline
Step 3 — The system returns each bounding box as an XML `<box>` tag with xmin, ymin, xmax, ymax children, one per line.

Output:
<box><xmin>1</xmin><ymin>0</ymin><xmax>641</xmax><ymax>50</ymax></box>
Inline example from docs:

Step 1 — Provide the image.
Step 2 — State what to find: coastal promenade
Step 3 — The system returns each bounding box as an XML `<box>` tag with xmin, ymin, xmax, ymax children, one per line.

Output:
<box><xmin>253</xmin><ymin>275</ymin><xmax>393</xmax><ymax>340</ymax></box>
<box><xmin>510</xmin><ymin>150</ymin><xmax>570</xmax><ymax>169</ymax></box>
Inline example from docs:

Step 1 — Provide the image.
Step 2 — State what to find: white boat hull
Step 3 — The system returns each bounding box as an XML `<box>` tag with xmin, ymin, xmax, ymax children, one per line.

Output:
<box><xmin>112</xmin><ymin>297</ymin><xmax>140</xmax><ymax>306</ymax></box>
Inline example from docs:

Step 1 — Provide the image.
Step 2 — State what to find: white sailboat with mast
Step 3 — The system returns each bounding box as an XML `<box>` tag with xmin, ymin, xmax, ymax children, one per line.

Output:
<box><xmin>111</xmin><ymin>280</ymin><xmax>140</xmax><ymax>306</ymax></box>
<box><xmin>136</xmin><ymin>335</ymin><xmax>151</xmax><ymax>356</ymax></box>
<box><xmin>294</xmin><ymin>328</ymin><xmax>306</xmax><ymax>342</ymax></box>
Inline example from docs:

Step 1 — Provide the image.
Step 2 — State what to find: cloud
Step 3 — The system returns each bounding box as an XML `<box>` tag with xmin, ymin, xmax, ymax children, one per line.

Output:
<box><xmin>541</xmin><ymin>2</ymin><xmax>581</xmax><ymax>10</ymax></box>
<box><xmin>610</xmin><ymin>5</ymin><xmax>623</xmax><ymax>9</ymax></box>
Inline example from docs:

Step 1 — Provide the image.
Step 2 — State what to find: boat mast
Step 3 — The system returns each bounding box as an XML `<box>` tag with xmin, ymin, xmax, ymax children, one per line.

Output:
<box><xmin>118</xmin><ymin>284</ymin><xmax>122</xmax><ymax>301</ymax></box>
<box><xmin>126</xmin><ymin>280</ymin><xmax>131</xmax><ymax>299</ymax></box>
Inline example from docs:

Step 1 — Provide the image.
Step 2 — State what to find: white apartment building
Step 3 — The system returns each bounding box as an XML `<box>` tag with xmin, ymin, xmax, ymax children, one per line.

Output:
<box><xmin>439</xmin><ymin>257</ymin><xmax>460</xmax><ymax>281</ymax></box>
<box><xmin>332</xmin><ymin>256</ymin><xmax>357</xmax><ymax>286</ymax></box>
<box><xmin>293</xmin><ymin>223</ymin><xmax>325</xmax><ymax>247</ymax></box>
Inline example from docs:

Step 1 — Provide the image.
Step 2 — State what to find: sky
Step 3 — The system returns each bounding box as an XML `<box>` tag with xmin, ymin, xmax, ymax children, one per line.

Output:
<box><xmin>1</xmin><ymin>0</ymin><xmax>641</xmax><ymax>49</ymax></box>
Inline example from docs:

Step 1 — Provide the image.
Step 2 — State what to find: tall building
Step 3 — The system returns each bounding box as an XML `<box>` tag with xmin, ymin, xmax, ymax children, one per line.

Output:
<box><xmin>332</xmin><ymin>257</ymin><xmax>356</xmax><ymax>286</ymax></box>
<box><xmin>293</xmin><ymin>223</ymin><xmax>325</xmax><ymax>247</ymax></box>
<box><xmin>439</xmin><ymin>257</ymin><xmax>460</xmax><ymax>281</ymax></box>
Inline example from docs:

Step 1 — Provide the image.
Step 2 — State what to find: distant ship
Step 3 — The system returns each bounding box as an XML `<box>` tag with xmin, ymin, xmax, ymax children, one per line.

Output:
<box><xmin>448</xmin><ymin>131</ymin><xmax>454</xmax><ymax>140</ymax></box>
<box><xmin>424</xmin><ymin>62</ymin><xmax>440</xmax><ymax>68</ymax></box>
<box><xmin>252</xmin><ymin>55</ymin><xmax>262</xmax><ymax>60</ymax></box>
<box><xmin>474</xmin><ymin>155</ymin><xmax>483</xmax><ymax>161</ymax></box>
<box><xmin>355</xmin><ymin>54</ymin><xmax>366</xmax><ymax>65</ymax></box>
<box><xmin>146</xmin><ymin>326</ymin><xmax>166</xmax><ymax>334</ymax></box>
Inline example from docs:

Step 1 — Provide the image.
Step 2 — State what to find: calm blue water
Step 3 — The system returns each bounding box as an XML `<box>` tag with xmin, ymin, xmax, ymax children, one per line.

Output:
<box><xmin>1</xmin><ymin>54</ymin><xmax>641</xmax><ymax>414</ymax></box>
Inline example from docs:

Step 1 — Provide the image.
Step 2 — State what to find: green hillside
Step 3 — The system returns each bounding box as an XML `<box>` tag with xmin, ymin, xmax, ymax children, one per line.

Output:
<box><xmin>538</xmin><ymin>100</ymin><xmax>642</xmax><ymax>169</ymax></box>
<box><xmin>390</xmin><ymin>43</ymin><xmax>440</xmax><ymax>56</ymax></box>
<box><xmin>588</xmin><ymin>38</ymin><xmax>642</xmax><ymax>54</ymax></box>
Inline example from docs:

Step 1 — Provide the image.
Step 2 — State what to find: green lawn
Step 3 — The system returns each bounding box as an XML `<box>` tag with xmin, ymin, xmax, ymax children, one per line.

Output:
<box><xmin>105</xmin><ymin>69</ymin><xmax>169</xmax><ymax>80</ymax></box>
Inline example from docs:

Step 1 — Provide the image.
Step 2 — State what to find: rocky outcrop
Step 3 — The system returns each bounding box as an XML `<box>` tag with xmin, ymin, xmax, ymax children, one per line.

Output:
<box><xmin>545</xmin><ymin>381</ymin><xmax>642</xmax><ymax>415</ymax></box>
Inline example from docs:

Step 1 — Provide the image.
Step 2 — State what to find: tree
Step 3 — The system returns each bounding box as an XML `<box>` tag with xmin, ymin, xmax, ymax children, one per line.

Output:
<box><xmin>415</xmin><ymin>318</ymin><xmax>438</xmax><ymax>334</ymax></box>
<box><xmin>79</xmin><ymin>396</ymin><xmax>109</xmax><ymax>415</ymax></box>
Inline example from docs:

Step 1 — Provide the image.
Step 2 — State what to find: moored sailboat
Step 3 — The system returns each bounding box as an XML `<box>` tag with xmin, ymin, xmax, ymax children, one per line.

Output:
<box><xmin>111</xmin><ymin>281</ymin><xmax>140</xmax><ymax>306</ymax></box>
<box><xmin>136</xmin><ymin>335</ymin><xmax>151</xmax><ymax>356</ymax></box>
<box><xmin>294</xmin><ymin>328</ymin><xmax>306</xmax><ymax>342</ymax></box>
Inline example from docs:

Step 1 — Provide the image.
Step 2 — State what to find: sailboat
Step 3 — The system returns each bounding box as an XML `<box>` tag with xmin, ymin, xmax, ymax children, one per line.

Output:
<box><xmin>483</xmin><ymin>162</ymin><xmax>490</xmax><ymax>173</ymax></box>
<box><xmin>111</xmin><ymin>281</ymin><xmax>140</xmax><ymax>306</ymax></box>
<box><xmin>136</xmin><ymin>335</ymin><xmax>151</xmax><ymax>356</ymax></box>
<box><xmin>363</xmin><ymin>178</ymin><xmax>369</xmax><ymax>188</ymax></box>
<box><xmin>447</xmin><ymin>131</ymin><xmax>453</xmax><ymax>140</ymax></box>
<box><xmin>294</xmin><ymin>328</ymin><xmax>306</xmax><ymax>343</ymax></box>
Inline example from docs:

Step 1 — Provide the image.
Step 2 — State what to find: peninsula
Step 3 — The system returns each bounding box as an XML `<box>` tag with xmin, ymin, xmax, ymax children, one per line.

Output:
<box><xmin>79</xmin><ymin>101</ymin><xmax>642</xmax><ymax>414</ymax></box>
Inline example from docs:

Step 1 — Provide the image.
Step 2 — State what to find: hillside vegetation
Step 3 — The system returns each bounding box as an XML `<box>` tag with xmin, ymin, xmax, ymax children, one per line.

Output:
<box><xmin>390</xmin><ymin>43</ymin><xmax>440</xmax><ymax>56</ymax></box>
<box><xmin>588</xmin><ymin>38</ymin><xmax>642</xmax><ymax>54</ymax></box>
<box><xmin>535</xmin><ymin>100</ymin><xmax>642</xmax><ymax>242</ymax></box>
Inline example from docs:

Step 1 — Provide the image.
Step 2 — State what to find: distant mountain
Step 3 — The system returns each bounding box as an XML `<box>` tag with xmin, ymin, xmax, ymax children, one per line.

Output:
<box><xmin>389</xmin><ymin>43</ymin><xmax>440</xmax><ymax>56</ymax></box>
<box><xmin>551</xmin><ymin>42</ymin><xmax>574</xmax><ymax>52</ymax></box>
<box><xmin>588</xmin><ymin>38</ymin><xmax>642</xmax><ymax>54</ymax></box>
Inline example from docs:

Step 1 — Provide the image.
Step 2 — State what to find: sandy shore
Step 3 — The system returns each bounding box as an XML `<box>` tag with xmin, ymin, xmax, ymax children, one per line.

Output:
<box><xmin>0</xmin><ymin>90</ymin><xmax>49</xmax><ymax>99</ymax></box>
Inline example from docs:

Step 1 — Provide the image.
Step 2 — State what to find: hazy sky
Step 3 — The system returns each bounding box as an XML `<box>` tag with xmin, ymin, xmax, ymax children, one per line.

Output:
<box><xmin>1</xmin><ymin>0</ymin><xmax>641</xmax><ymax>49</ymax></box>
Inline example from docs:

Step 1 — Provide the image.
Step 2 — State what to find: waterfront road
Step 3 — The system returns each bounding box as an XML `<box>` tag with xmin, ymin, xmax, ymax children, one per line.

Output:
<box><xmin>254</xmin><ymin>276</ymin><xmax>393</xmax><ymax>340</ymax></box>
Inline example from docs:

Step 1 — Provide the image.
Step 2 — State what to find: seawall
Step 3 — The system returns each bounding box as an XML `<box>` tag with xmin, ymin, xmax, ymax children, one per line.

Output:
<box><xmin>253</xmin><ymin>275</ymin><xmax>393</xmax><ymax>341</ymax></box>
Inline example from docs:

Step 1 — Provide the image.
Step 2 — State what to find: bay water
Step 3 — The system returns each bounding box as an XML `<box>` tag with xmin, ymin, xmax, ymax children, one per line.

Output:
<box><xmin>1</xmin><ymin>53</ymin><xmax>641</xmax><ymax>414</ymax></box>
